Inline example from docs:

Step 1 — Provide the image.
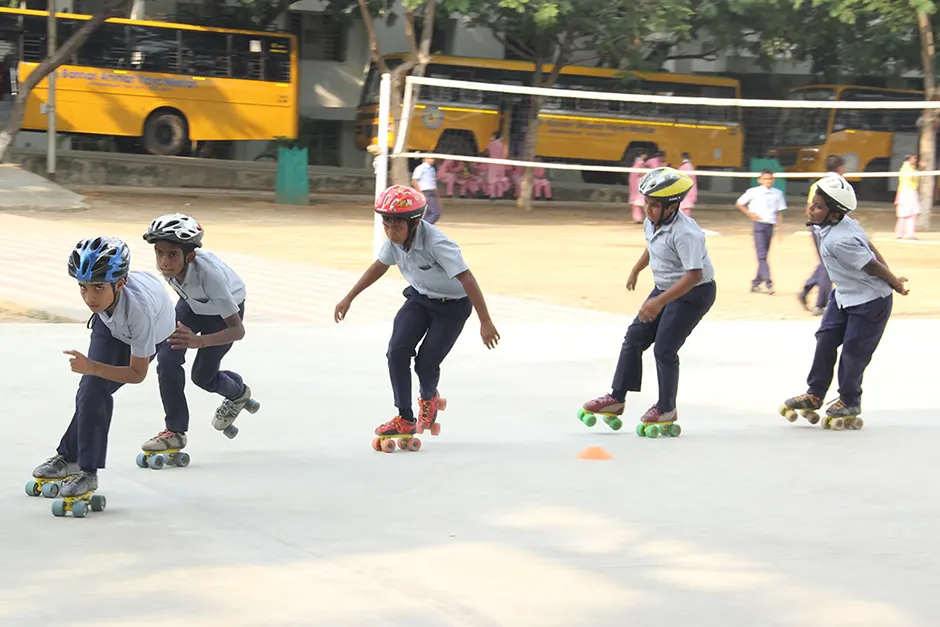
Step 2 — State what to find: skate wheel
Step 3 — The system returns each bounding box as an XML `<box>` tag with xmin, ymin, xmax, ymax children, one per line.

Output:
<box><xmin>25</xmin><ymin>480</ymin><xmax>40</xmax><ymax>497</ymax></box>
<box><xmin>430</xmin><ymin>422</ymin><xmax>441</xmax><ymax>436</ymax></box>
<box><xmin>645</xmin><ymin>425</ymin><xmax>661</xmax><ymax>438</ymax></box>
<box><xmin>851</xmin><ymin>417</ymin><xmax>864</xmax><ymax>430</ymax></box>
<box><xmin>635</xmin><ymin>424</ymin><xmax>646</xmax><ymax>437</ymax></box>
<box><xmin>830</xmin><ymin>417</ymin><xmax>845</xmax><ymax>430</ymax></box>
<box><xmin>805</xmin><ymin>412</ymin><xmax>820</xmax><ymax>425</ymax></box>
<box><xmin>148</xmin><ymin>455</ymin><xmax>165</xmax><ymax>470</ymax></box>
<box><xmin>668</xmin><ymin>423</ymin><xmax>682</xmax><ymax>437</ymax></box>
<box><xmin>438</xmin><ymin>398</ymin><xmax>447</xmax><ymax>411</ymax></box>
<box><xmin>223</xmin><ymin>425</ymin><xmax>239</xmax><ymax>439</ymax></box>
<box><xmin>779</xmin><ymin>405</ymin><xmax>798</xmax><ymax>422</ymax></box>
<box><xmin>136</xmin><ymin>453</ymin><xmax>149</xmax><ymax>468</ymax></box>
<box><xmin>176</xmin><ymin>452</ymin><xmax>191</xmax><ymax>468</ymax></box>
<box><xmin>605</xmin><ymin>417</ymin><xmax>623</xmax><ymax>431</ymax></box>
<box><xmin>407</xmin><ymin>438</ymin><xmax>422</xmax><ymax>452</ymax></box>
<box><xmin>397</xmin><ymin>438</ymin><xmax>409</xmax><ymax>450</ymax></box>
<box><xmin>578</xmin><ymin>409</ymin><xmax>597</xmax><ymax>428</ymax></box>
<box><xmin>72</xmin><ymin>500</ymin><xmax>88</xmax><ymax>518</ymax></box>
<box><xmin>821</xmin><ymin>417</ymin><xmax>831</xmax><ymax>430</ymax></box>
<box><xmin>41</xmin><ymin>482</ymin><xmax>59</xmax><ymax>498</ymax></box>
<box><xmin>90</xmin><ymin>494</ymin><xmax>106</xmax><ymax>512</ymax></box>
<box><xmin>51</xmin><ymin>500</ymin><xmax>66</xmax><ymax>517</ymax></box>
<box><xmin>371</xmin><ymin>437</ymin><xmax>382</xmax><ymax>452</ymax></box>
<box><xmin>381</xmin><ymin>439</ymin><xmax>396</xmax><ymax>453</ymax></box>
<box><xmin>246</xmin><ymin>399</ymin><xmax>261</xmax><ymax>414</ymax></box>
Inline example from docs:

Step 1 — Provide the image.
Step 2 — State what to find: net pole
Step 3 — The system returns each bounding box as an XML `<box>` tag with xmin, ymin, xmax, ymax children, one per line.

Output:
<box><xmin>373</xmin><ymin>72</ymin><xmax>391</xmax><ymax>260</ymax></box>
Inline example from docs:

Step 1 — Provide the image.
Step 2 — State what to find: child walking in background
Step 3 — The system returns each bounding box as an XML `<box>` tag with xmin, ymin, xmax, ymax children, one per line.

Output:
<box><xmin>334</xmin><ymin>186</ymin><xmax>500</xmax><ymax>450</ymax></box>
<box><xmin>894</xmin><ymin>154</ymin><xmax>919</xmax><ymax>239</ymax></box>
<box><xmin>799</xmin><ymin>155</ymin><xmax>844</xmax><ymax>315</ymax></box>
<box><xmin>736</xmin><ymin>169</ymin><xmax>786</xmax><ymax>294</ymax></box>
<box><xmin>579</xmin><ymin>167</ymin><xmax>716</xmax><ymax>437</ymax></box>
<box><xmin>678</xmin><ymin>152</ymin><xmax>697</xmax><ymax>216</ymax></box>
<box><xmin>629</xmin><ymin>151</ymin><xmax>648</xmax><ymax>223</ymax></box>
<box><xmin>411</xmin><ymin>157</ymin><xmax>443</xmax><ymax>224</ymax></box>
<box><xmin>142</xmin><ymin>213</ymin><xmax>258</xmax><ymax>448</ymax></box>
<box><xmin>780</xmin><ymin>175</ymin><xmax>909</xmax><ymax>430</ymax></box>
<box><xmin>29</xmin><ymin>237</ymin><xmax>175</xmax><ymax>510</ymax></box>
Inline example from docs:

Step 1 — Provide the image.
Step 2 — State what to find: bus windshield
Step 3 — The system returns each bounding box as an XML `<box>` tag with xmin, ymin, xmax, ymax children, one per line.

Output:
<box><xmin>777</xmin><ymin>88</ymin><xmax>834</xmax><ymax>147</ymax></box>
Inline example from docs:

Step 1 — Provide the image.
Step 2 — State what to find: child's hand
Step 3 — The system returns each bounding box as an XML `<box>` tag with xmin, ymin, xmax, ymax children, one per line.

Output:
<box><xmin>894</xmin><ymin>277</ymin><xmax>910</xmax><ymax>295</ymax></box>
<box><xmin>169</xmin><ymin>322</ymin><xmax>203</xmax><ymax>350</ymax></box>
<box><xmin>63</xmin><ymin>350</ymin><xmax>91</xmax><ymax>375</ymax></box>
<box><xmin>638</xmin><ymin>296</ymin><xmax>665</xmax><ymax>323</ymax></box>
<box><xmin>334</xmin><ymin>297</ymin><xmax>352</xmax><ymax>322</ymax></box>
<box><xmin>625</xmin><ymin>271</ymin><xmax>639</xmax><ymax>291</ymax></box>
<box><xmin>480</xmin><ymin>320</ymin><xmax>500</xmax><ymax>349</ymax></box>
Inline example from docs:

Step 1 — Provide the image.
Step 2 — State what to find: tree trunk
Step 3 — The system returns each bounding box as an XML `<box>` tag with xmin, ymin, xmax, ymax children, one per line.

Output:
<box><xmin>515</xmin><ymin>95</ymin><xmax>542</xmax><ymax>212</ymax></box>
<box><xmin>917</xmin><ymin>9</ymin><xmax>935</xmax><ymax>230</ymax></box>
<box><xmin>0</xmin><ymin>6</ymin><xmax>125</xmax><ymax>162</ymax></box>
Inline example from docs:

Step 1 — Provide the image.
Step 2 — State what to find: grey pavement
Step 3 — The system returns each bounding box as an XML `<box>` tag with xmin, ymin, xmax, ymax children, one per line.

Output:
<box><xmin>1</xmin><ymin>313</ymin><xmax>939</xmax><ymax>626</ymax></box>
<box><xmin>0</xmin><ymin>164</ymin><xmax>86</xmax><ymax>210</ymax></box>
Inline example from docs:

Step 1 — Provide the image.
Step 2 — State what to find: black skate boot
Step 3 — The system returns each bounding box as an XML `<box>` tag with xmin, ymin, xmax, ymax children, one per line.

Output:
<box><xmin>823</xmin><ymin>398</ymin><xmax>863</xmax><ymax>431</ymax></box>
<box><xmin>779</xmin><ymin>393</ymin><xmax>823</xmax><ymax>425</ymax></box>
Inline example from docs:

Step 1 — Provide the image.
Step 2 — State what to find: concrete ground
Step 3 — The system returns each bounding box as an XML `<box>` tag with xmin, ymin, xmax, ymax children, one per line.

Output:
<box><xmin>1</xmin><ymin>185</ymin><xmax>939</xmax><ymax>626</ymax></box>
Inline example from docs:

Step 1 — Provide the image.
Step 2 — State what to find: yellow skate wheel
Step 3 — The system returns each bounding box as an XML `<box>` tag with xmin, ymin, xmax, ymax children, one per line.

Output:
<box><xmin>803</xmin><ymin>411</ymin><xmax>820</xmax><ymax>425</ymax></box>
<box><xmin>779</xmin><ymin>405</ymin><xmax>798</xmax><ymax>422</ymax></box>
<box><xmin>830</xmin><ymin>417</ymin><xmax>845</xmax><ymax>430</ymax></box>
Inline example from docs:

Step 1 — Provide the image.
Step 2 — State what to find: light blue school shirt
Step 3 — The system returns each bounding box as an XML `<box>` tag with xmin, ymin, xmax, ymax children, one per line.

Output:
<box><xmin>378</xmin><ymin>221</ymin><xmax>469</xmax><ymax>299</ymax></box>
<box><xmin>737</xmin><ymin>185</ymin><xmax>787</xmax><ymax>224</ymax></box>
<box><xmin>98</xmin><ymin>270</ymin><xmax>176</xmax><ymax>358</ymax></box>
<box><xmin>412</xmin><ymin>162</ymin><xmax>438</xmax><ymax>193</ymax></box>
<box><xmin>816</xmin><ymin>216</ymin><xmax>893</xmax><ymax>308</ymax></box>
<box><xmin>167</xmin><ymin>250</ymin><xmax>246</xmax><ymax>318</ymax></box>
<box><xmin>644</xmin><ymin>211</ymin><xmax>715</xmax><ymax>291</ymax></box>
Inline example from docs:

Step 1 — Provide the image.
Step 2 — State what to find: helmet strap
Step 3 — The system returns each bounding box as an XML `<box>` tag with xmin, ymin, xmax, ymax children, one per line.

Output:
<box><xmin>403</xmin><ymin>217</ymin><xmax>421</xmax><ymax>251</ymax></box>
<box><xmin>655</xmin><ymin>202</ymin><xmax>680</xmax><ymax>228</ymax></box>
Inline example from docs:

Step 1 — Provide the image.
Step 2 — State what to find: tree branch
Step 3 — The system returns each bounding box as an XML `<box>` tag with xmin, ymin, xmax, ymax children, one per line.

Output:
<box><xmin>664</xmin><ymin>46</ymin><xmax>722</xmax><ymax>61</ymax></box>
<box><xmin>403</xmin><ymin>8</ymin><xmax>419</xmax><ymax>60</ymax></box>
<box><xmin>357</xmin><ymin>0</ymin><xmax>388</xmax><ymax>73</ymax></box>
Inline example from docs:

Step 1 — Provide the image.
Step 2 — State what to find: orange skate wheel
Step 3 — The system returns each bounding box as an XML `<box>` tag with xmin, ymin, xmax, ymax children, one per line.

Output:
<box><xmin>430</xmin><ymin>422</ymin><xmax>441</xmax><ymax>436</ymax></box>
<box><xmin>372</xmin><ymin>437</ymin><xmax>382</xmax><ymax>451</ymax></box>
<box><xmin>397</xmin><ymin>438</ymin><xmax>409</xmax><ymax>450</ymax></box>
<box><xmin>438</xmin><ymin>398</ymin><xmax>447</xmax><ymax>411</ymax></box>
<box><xmin>381</xmin><ymin>439</ymin><xmax>396</xmax><ymax>453</ymax></box>
<box><xmin>407</xmin><ymin>437</ymin><xmax>422</xmax><ymax>452</ymax></box>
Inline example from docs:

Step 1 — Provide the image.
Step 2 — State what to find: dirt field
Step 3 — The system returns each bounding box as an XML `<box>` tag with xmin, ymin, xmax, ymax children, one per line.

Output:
<box><xmin>5</xmin><ymin>190</ymin><xmax>940</xmax><ymax>321</ymax></box>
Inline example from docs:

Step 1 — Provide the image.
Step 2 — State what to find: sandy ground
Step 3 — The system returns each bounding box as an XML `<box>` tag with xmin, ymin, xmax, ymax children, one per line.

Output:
<box><xmin>4</xmin><ymin>189</ymin><xmax>937</xmax><ymax>322</ymax></box>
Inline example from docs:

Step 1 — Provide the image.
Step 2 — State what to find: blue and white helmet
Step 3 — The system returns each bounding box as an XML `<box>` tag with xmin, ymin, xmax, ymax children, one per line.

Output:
<box><xmin>68</xmin><ymin>237</ymin><xmax>130</xmax><ymax>283</ymax></box>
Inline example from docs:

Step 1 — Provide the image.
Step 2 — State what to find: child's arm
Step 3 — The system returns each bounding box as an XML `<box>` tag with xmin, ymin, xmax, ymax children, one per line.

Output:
<box><xmin>456</xmin><ymin>269</ymin><xmax>499</xmax><ymax>349</ymax></box>
<box><xmin>862</xmin><ymin>259</ymin><xmax>909</xmax><ymax>295</ymax></box>
<box><xmin>171</xmin><ymin>315</ymin><xmax>245</xmax><ymax>350</ymax></box>
<box><xmin>626</xmin><ymin>249</ymin><xmax>650</xmax><ymax>290</ymax></box>
<box><xmin>735</xmin><ymin>189</ymin><xmax>759</xmax><ymax>220</ymax></box>
<box><xmin>868</xmin><ymin>242</ymin><xmax>888</xmax><ymax>267</ymax></box>
<box><xmin>638</xmin><ymin>269</ymin><xmax>703</xmax><ymax>323</ymax></box>
<box><xmin>335</xmin><ymin>260</ymin><xmax>391</xmax><ymax>321</ymax></box>
<box><xmin>64</xmin><ymin>351</ymin><xmax>150</xmax><ymax>384</ymax></box>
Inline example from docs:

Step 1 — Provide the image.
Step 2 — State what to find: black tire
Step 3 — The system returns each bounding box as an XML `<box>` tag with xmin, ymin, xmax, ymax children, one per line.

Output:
<box><xmin>142</xmin><ymin>111</ymin><xmax>188</xmax><ymax>156</ymax></box>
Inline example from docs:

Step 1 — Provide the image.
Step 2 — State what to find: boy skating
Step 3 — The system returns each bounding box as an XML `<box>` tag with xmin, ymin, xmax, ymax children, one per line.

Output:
<box><xmin>798</xmin><ymin>155</ymin><xmax>844</xmax><ymax>315</ymax></box>
<box><xmin>334</xmin><ymin>185</ymin><xmax>499</xmax><ymax>450</ymax></box>
<box><xmin>780</xmin><ymin>175</ymin><xmax>909</xmax><ymax>429</ymax></box>
<box><xmin>142</xmin><ymin>213</ymin><xmax>258</xmax><ymax>450</ymax></box>
<box><xmin>29</xmin><ymin>237</ymin><xmax>175</xmax><ymax>512</ymax></box>
<box><xmin>579</xmin><ymin>167</ymin><xmax>716</xmax><ymax>437</ymax></box>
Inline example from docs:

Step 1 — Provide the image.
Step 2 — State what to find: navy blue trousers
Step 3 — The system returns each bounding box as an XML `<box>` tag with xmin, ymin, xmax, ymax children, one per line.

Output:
<box><xmin>387</xmin><ymin>286</ymin><xmax>472</xmax><ymax>418</ymax></box>
<box><xmin>803</xmin><ymin>263</ymin><xmax>832</xmax><ymax>309</ymax></box>
<box><xmin>57</xmin><ymin>315</ymin><xmax>162</xmax><ymax>471</ymax></box>
<box><xmin>157</xmin><ymin>299</ymin><xmax>246</xmax><ymax>433</ymax></box>
<box><xmin>753</xmin><ymin>222</ymin><xmax>775</xmax><ymax>289</ymax></box>
<box><xmin>422</xmin><ymin>191</ymin><xmax>442</xmax><ymax>224</ymax></box>
<box><xmin>806</xmin><ymin>292</ymin><xmax>892</xmax><ymax>407</ymax></box>
<box><xmin>611</xmin><ymin>281</ymin><xmax>716</xmax><ymax>412</ymax></box>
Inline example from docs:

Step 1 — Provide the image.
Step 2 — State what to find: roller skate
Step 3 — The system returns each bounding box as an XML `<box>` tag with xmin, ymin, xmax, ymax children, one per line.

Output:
<box><xmin>25</xmin><ymin>454</ymin><xmax>79</xmax><ymax>498</ymax></box>
<box><xmin>778</xmin><ymin>393</ymin><xmax>822</xmax><ymax>425</ymax></box>
<box><xmin>577</xmin><ymin>394</ymin><xmax>625</xmax><ymax>431</ymax></box>
<box><xmin>821</xmin><ymin>398</ymin><xmax>864</xmax><ymax>431</ymax></box>
<box><xmin>635</xmin><ymin>405</ymin><xmax>681</xmax><ymax>438</ymax></box>
<box><xmin>137</xmin><ymin>429</ymin><xmax>191</xmax><ymax>470</ymax></box>
<box><xmin>416</xmin><ymin>393</ymin><xmax>447</xmax><ymax>436</ymax></box>
<box><xmin>372</xmin><ymin>416</ymin><xmax>421</xmax><ymax>453</ymax></box>
<box><xmin>212</xmin><ymin>384</ymin><xmax>261</xmax><ymax>439</ymax></box>
<box><xmin>52</xmin><ymin>471</ymin><xmax>106</xmax><ymax>518</ymax></box>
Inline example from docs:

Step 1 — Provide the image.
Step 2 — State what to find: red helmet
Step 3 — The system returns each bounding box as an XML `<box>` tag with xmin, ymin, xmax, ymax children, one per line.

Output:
<box><xmin>374</xmin><ymin>185</ymin><xmax>426</xmax><ymax>220</ymax></box>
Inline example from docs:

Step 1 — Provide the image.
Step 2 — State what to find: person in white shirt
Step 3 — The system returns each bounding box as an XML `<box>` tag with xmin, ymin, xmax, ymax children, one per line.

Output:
<box><xmin>736</xmin><ymin>169</ymin><xmax>787</xmax><ymax>294</ymax></box>
<box><xmin>411</xmin><ymin>157</ymin><xmax>443</xmax><ymax>223</ymax></box>
<box><xmin>142</xmin><ymin>213</ymin><xmax>259</xmax><ymax>454</ymax></box>
<box><xmin>29</xmin><ymin>237</ymin><xmax>175</xmax><ymax>509</ymax></box>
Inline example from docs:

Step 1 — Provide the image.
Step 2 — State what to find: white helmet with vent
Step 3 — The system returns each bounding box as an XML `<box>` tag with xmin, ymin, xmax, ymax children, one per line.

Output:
<box><xmin>143</xmin><ymin>213</ymin><xmax>204</xmax><ymax>247</ymax></box>
<box><xmin>815</xmin><ymin>174</ymin><xmax>857</xmax><ymax>214</ymax></box>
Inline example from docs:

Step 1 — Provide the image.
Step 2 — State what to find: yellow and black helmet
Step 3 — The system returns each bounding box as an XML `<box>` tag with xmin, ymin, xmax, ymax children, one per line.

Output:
<box><xmin>638</xmin><ymin>167</ymin><xmax>694</xmax><ymax>206</ymax></box>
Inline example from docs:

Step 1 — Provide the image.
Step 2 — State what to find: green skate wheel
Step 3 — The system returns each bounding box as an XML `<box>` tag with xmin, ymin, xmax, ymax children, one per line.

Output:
<box><xmin>606</xmin><ymin>417</ymin><xmax>623</xmax><ymax>431</ymax></box>
<box><xmin>51</xmin><ymin>500</ymin><xmax>66</xmax><ymax>517</ymax></box>
<box><xmin>668</xmin><ymin>424</ymin><xmax>681</xmax><ymax>437</ymax></box>
<box><xmin>72</xmin><ymin>500</ymin><xmax>88</xmax><ymax>518</ymax></box>
<box><xmin>645</xmin><ymin>425</ymin><xmax>661</xmax><ymax>438</ymax></box>
<box><xmin>579</xmin><ymin>409</ymin><xmax>597</xmax><ymax>428</ymax></box>
<box><xmin>25</xmin><ymin>480</ymin><xmax>40</xmax><ymax>497</ymax></box>
<box><xmin>635</xmin><ymin>424</ymin><xmax>646</xmax><ymax>437</ymax></box>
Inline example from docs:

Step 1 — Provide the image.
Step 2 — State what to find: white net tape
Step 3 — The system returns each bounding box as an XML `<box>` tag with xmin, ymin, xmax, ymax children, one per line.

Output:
<box><xmin>387</xmin><ymin>75</ymin><xmax>939</xmax><ymax>181</ymax></box>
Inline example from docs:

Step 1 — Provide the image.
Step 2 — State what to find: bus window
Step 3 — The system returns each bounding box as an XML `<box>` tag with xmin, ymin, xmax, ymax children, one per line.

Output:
<box><xmin>22</xmin><ymin>15</ymin><xmax>45</xmax><ymax>62</ymax></box>
<box><xmin>182</xmin><ymin>30</ymin><xmax>228</xmax><ymax>77</ymax></box>
<box><xmin>230</xmin><ymin>34</ymin><xmax>264</xmax><ymax>81</ymax></box>
<box><xmin>264</xmin><ymin>36</ymin><xmax>291</xmax><ymax>82</ymax></box>
<box><xmin>128</xmin><ymin>25</ymin><xmax>180</xmax><ymax>74</ymax></box>
<box><xmin>77</xmin><ymin>23</ymin><xmax>127</xmax><ymax>69</ymax></box>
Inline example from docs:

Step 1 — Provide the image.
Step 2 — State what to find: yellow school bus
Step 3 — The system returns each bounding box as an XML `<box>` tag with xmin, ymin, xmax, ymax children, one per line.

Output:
<box><xmin>355</xmin><ymin>54</ymin><xmax>743</xmax><ymax>183</ymax></box>
<box><xmin>773</xmin><ymin>84</ymin><xmax>922</xmax><ymax>195</ymax></box>
<box><xmin>0</xmin><ymin>7</ymin><xmax>297</xmax><ymax>156</ymax></box>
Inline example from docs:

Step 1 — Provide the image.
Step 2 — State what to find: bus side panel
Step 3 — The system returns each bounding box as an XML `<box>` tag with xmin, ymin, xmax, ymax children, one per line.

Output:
<box><xmin>826</xmin><ymin>130</ymin><xmax>893</xmax><ymax>176</ymax></box>
<box><xmin>407</xmin><ymin>105</ymin><xmax>498</xmax><ymax>154</ymax></box>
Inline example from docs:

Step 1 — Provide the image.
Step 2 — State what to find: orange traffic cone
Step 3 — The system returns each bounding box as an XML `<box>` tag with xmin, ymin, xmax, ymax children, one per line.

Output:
<box><xmin>577</xmin><ymin>446</ymin><xmax>613</xmax><ymax>460</ymax></box>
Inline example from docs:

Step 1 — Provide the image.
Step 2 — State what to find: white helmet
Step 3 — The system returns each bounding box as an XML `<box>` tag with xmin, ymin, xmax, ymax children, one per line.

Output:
<box><xmin>815</xmin><ymin>174</ymin><xmax>857</xmax><ymax>214</ymax></box>
<box><xmin>143</xmin><ymin>213</ymin><xmax>204</xmax><ymax>247</ymax></box>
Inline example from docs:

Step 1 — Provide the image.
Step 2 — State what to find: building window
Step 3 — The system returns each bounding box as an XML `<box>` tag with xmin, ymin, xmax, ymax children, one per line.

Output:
<box><xmin>304</xmin><ymin>120</ymin><xmax>341</xmax><ymax>166</ymax></box>
<box><xmin>289</xmin><ymin>12</ymin><xmax>346</xmax><ymax>62</ymax></box>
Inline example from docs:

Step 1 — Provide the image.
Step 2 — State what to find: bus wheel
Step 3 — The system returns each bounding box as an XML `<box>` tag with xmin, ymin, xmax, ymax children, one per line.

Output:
<box><xmin>142</xmin><ymin>110</ymin><xmax>189</xmax><ymax>156</ymax></box>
